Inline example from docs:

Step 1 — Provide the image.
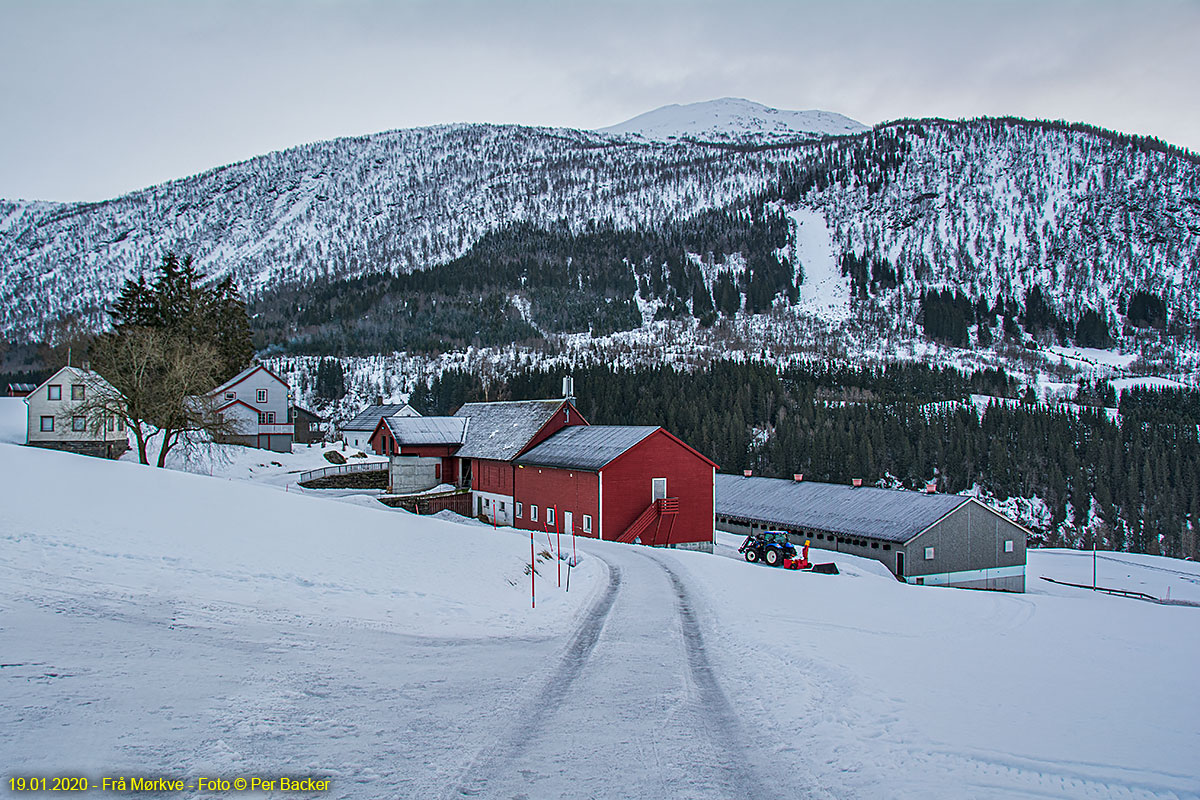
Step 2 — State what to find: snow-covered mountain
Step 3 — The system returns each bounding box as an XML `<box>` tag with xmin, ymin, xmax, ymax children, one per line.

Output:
<box><xmin>1</xmin><ymin>105</ymin><xmax>1198</xmax><ymax>371</ymax></box>
<box><xmin>596</xmin><ymin>97</ymin><xmax>868</xmax><ymax>141</ymax></box>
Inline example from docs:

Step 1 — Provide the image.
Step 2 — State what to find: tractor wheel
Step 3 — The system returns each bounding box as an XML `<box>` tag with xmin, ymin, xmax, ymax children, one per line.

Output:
<box><xmin>744</xmin><ymin>549</ymin><xmax>758</xmax><ymax>563</ymax></box>
<box><xmin>765</xmin><ymin>548</ymin><xmax>780</xmax><ymax>566</ymax></box>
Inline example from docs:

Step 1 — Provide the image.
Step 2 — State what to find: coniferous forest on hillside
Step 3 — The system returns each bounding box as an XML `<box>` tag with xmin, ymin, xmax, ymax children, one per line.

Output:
<box><xmin>403</xmin><ymin>361</ymin><xmax>1200</xmax><ymax>560</ymax></box>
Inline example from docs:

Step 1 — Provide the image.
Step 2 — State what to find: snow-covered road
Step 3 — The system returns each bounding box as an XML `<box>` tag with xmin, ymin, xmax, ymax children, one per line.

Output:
<box><xmin>445</xmin><ymin>548</ymin><xmax>777</xmax><ymax>800</ymax></box>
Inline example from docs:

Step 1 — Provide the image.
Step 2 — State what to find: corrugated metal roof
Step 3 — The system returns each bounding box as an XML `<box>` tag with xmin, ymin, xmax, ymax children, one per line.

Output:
<box><xmin>342</xmin><ymin>404</ymin><xmax>416</xmax><ymax>431</ymax></box>
<box><xmin>453</xmin><ymin>399</ymin><xmax>566</xmax><ymax>461</ymax></box>
<box><xmin>515</xmin><ymin>425</ymin><xmax>659</xmax><ymax>471</ymax></box>
<box><xmin>715</xmin><ymin>474</ymin><xmax>969</xmax><ymax>543</ymax></box>
<box><xmin>383</xmin><ymin>415</ymin><xmax>467</xmax><ymax>446</ymax></box>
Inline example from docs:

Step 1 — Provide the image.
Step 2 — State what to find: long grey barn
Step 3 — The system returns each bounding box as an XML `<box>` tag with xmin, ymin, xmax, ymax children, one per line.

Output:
<box><xmin>716</xmin><ymin>475</ymin><xmax>1027</xmax><ymax>592</ymax></box>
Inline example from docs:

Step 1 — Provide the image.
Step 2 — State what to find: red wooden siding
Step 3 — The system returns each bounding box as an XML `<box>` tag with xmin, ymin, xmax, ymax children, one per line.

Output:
<box><xmin>601</xmin><ymin>430</ymin><xmax>714</xmax><ymax>545</ymax></box>
<box><xmin>513</xmin><ymin>465</ymin><xmax>600</xmax><ymax>536</ymax></box>
<box><xmin>473</xmin><ymin>458</ymin><xmax>514</xmax><ymax>494</ymax></box>
<box><xmin>524</xmin><ymin>402</ymin><xmax>588</xmax><ymax>452</ymax></box>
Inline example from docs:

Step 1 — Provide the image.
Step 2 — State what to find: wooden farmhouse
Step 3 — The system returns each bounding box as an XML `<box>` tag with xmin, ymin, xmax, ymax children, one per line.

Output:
<box><xmin>368</xmin><ymin>396</ymin><xmax>718</xmax><ymax>551</ymax></box>
<box><xmin>209</xmin><ymin>365</ymin><xmax>293</xmax><ymax>452</ymax></box>
<box><xmin>23</xmin><ymin>366</ymin><xmax>129</xmax><ymax>459</ymax></box>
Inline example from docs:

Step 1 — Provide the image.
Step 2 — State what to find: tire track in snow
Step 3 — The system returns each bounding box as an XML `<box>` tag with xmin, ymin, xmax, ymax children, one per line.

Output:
<box><xmin>653</xmin><ymin>555</ymin><xmax>784</xmax><ymax>800</ymax></box>
<box><xmin>441</xmin><ymin>558</ymin><xmax>623</xmax><ymax>799</ymax></box>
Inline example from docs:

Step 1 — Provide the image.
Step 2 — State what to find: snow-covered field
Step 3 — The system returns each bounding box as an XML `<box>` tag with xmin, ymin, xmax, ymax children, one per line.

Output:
<box><xmin>3</xmin><ymin>405</ymin><xmax>1198</xmax><ymax>798</ymax></box>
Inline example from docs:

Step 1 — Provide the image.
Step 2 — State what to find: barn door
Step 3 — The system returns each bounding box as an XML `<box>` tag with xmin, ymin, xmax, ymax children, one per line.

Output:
<box><xmin>564</xmin><ymin>511</ymin><xmax>573</xmax><ymax>534</ymax></box>
<box><xmin>652</xmin><ymin>478</ymin><xmax>667</xmax><ymax>502</ymax></box>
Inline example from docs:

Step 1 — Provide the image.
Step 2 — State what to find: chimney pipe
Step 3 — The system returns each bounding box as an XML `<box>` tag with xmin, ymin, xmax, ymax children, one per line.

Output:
<box><xmin>925</xmin><ymin>481</ymin><xmax>937</xmax><ymax>493</ymax></box>
<box><xmin>376</xmin><ymin>395</ymin><xmax>383</xmax><ymax>406</ymax></box>
<box><xmin>743</xmin><ymin>469</ymin><xmax>752</xmax><ymax>478</ymax></box>
<box><xmin>793</xmin><ymin>473</ymin><xmax>804</xmax><ymax>482</ymax></box>
<box><xmin>852</xmin><ymin>478</ymin><xmax>863</xmax><ymax>488</ymax></box>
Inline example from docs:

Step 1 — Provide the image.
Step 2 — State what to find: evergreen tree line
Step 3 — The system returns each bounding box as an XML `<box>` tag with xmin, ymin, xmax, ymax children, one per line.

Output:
<box><xmin>412</xmin><ymin>361</ymin><xmax>1198</xmax><ymax>558</ymax></box>
<box><xmin>250</xmin><ymin>207</ymin><xmax>793</xmax><ymax>354</ymax></box>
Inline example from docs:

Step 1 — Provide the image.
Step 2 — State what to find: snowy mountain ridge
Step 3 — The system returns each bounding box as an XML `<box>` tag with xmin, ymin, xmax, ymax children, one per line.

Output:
<box><xmin>596</xmin><ymin>97</ymin><xmax>868</xmax><ymax>141</ymax></box>
<box><xmin>1</xmin><ymin>108</ymin><xmax>1198</xmax><ymax>371</ymax></box>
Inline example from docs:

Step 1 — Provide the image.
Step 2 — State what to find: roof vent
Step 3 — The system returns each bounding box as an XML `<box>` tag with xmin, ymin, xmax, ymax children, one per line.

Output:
<box><xmin>925</xmin><ymin>481</ymin><xmax>937</xmax><ymax>493</ymax></box>
<box><xmin>793</xmin><ymin>473</ymin><xmax>804</xmax><ymax>482</ymax></box>
<box><xmin>743</xmin><ymin>469</ymin><xmax>753</xmax><ymax>478</ymax></box>
<box><xmin>375</xmin><ymin>395</ymin><xmax>383</xmax><ymax>406</ymax></box>
<box><xmin>852</xmin><ymin>478</ymin><xmax>863</xmax><ymax>488</ymax></box>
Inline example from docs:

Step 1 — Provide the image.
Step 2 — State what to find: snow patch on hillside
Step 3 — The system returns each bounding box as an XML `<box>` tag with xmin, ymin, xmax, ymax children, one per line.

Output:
<box><xmin>790</xmin><ymin>208</ymin><xmax>851</xmax><ymax>322</ymax></box>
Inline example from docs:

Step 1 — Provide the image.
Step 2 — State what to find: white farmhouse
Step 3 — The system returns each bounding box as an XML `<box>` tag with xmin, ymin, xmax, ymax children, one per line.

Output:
<box><xmin>210</xmin><ymin>365</ymin><xmax>293</xmax><ymax>452</ymax></box>
<box><xmin>24</xmin><ymin>366</ymin><xmax>129</xmax><ymax>459</ymax></box>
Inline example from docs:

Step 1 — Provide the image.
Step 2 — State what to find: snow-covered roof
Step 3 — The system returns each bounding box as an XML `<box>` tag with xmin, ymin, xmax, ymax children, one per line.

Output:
<box><xmin>515</xmin><ymin>425</ymin><xmax>658</xmax><ymax>471</ymax></box>
<box><xmin>342</xmin><ymin>403</ymin><xmax>416</xmax><ymax>432</ymax></box>
<box><xmin>453</xmin><ymin>399</ymin><xmax>567</xmax><ymax>461</ymax></box>
<box><xmin>716</xmin><ymin>474</ymin><xmax>970</xmax><ymax>544</ymax></box>
<box><xmin>383</xmin><ymin>415</ymin><xmax>467</xmax><ymax>446</ymax></box>
<box><xmin>210</xmin><ymin>364</ymin><xmax>288</xmax><ymax>395</ymax></box>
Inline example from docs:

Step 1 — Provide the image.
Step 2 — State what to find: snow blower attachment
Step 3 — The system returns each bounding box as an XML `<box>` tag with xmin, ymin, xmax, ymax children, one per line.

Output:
<box><xmin>739</xmin><ymin>533</ymin><xmax>837</xmax><ymax>573</ymax></box>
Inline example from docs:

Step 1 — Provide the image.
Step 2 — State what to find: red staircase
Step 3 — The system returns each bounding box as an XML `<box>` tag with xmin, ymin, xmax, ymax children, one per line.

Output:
<box><xmin>614</xmin><ymin>498</ymin><xmax>679</xmax><ymax>545</ymax></box>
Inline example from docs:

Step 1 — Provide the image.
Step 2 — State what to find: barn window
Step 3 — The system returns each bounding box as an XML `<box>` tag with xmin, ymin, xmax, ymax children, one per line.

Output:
<box><xmin>871</xmin><ymin>542</ymin><xmax>879</xmax><ymax>549</ymax></box>
<box><xmin>225</xmin><ymin>391</ymin><xmax>236</xmax><ymax>400</ymax></box>
<box><xmin>1004</xmin><ymin>540</ymin><xmax>1014</xmax><ymax>553</ymax></box>
<box><xmin>40</xmin><ymin>416</ymin><xmax>54</xmax><ymax>432</ymax></box>
<box><xmin>107</xmin><ymin>417</ymin><xmax>115</xmax><ymax>431</ymax></box>
<box><xmin>816</xmin><ymin>533</ymin><xmax>824</xmax><ymax>540</ymax></box>
<box><xmin>515</xmin><ymin>502</ymin><xmax>523</xmax><ymax>518</ymax></box>
<box><xmin>883</xmin><ymin>544</ymin><xmax>890</xmax><ymax>550</ymax></box>
<box><xmin>48</xmin><ymin>385</ymin><xmax>61</xmax><ymax>400</ymax></box>
<box><xmin>499</xmin><ymin>501</ymin><xmax>505</xmax><ymax>512</ymax></box>
<box><xmin>583</xmin><ymin>514</ymin><xmax>592</xmax><ymax>533</ymax></box>
<box><xmin>546</xmin><ymin>507</ymin><xmax>556</xmax><ymax>527</ymax></box>
<box><xmin>924</xmin><ymin>547</ymin><xmax>935</xmax><ymax>560</ymax></box>
<box><xmin>530</xmin><ymin>505</ymin><xmax>538</xmax><ymax>522</ymax></box>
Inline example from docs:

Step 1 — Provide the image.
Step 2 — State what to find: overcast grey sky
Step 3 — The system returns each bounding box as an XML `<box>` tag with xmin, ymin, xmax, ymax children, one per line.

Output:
<box><xmin>1</xmin><ymin>0</ymin><xmax>1197</xmax><ymax>202</ymax></box>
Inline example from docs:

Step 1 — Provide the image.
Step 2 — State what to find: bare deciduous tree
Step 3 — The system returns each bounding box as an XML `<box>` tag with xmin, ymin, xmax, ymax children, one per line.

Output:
<box><xmin>79</xmin><ymin>327</ymin><xmax>237</xmax><ymax>466</ymax></box>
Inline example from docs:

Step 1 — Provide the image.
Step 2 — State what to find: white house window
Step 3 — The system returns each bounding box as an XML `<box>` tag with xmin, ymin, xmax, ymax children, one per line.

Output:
<box><xmin>225</xmin><ymin>391</ymin><xmax>236</xmax><ymax>400</ymax></box>
<box><xmin>48</xmin><ymin>385</ymin><xmax>61</xmax><ymax>400</ymax></box>
<box><xmin>71</xmin><ymin>384</ymin><xmax>85</xmax><ymax>400</ymax></box>
<box><xmin>924</xmin><ymin>547</ymin><xmax>935</xmax><ymax>560</ymax></box>
<box><xmin>40</xmin><ymin>416</ymin><xmax>54</xmax><ymax>432</ymax></box>
<box><xmin>117</xmin><ymin>418</ymin><xmax>125</xmax><ymax>432</ymax></box>
<box><xmin>107</xmin><ymin>417</ymin><xmax>115</xmax><ymax>431</ymax></box>
<box><xmin>515</xmin><ymin>502</ymin><xmax>523</xmax><ymax>518</ymax></box>
<box><xmin>1004</xmin><ymin>540</ymin><xmax>1014</xmax><ymax>553</ymax></box>
<box><xmin>266</xmin><ymin>411</ymin><xmax>276</xmax><ymax>424</ymax></box>
<box><xmin>72</xmin><ymin>416</ymin><xmax>86</xmax><ymax>432</ymax></box>
<box><xmin>530</xmin><ymin>505</ymin><xmax>538</xmax><ymax>522</ymax></box>
<box><xmin>256</xmin><ymin>389</ymin><xmax>267</xmax><ymax>403</ymax></box>
<box><xmin>583</xmin><ymin>514</ymin><xmax>592</xmax><ymax>533</ymax></box>
<box><xmin>546</xmin><ymin>507</ymin><xmax>556</xmax><ymax>527</ymax></box>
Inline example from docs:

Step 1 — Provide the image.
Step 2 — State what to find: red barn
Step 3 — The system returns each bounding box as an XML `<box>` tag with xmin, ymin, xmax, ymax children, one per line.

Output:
<box><xmin>513</xmin><ymin>425</ymin><xmax>717</xmax><ymax>551</ymax></box>
<box><xmin>451</xmin><ymin>399</ymin><xmax>587</xmax><ymax>525</ymax></box>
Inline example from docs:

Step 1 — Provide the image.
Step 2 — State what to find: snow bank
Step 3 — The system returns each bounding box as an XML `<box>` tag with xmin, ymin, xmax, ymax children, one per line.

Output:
<box><xmin>0</xmin><ymin>443</ymin><xmax>597</xmax><ymax>639</ymax></box>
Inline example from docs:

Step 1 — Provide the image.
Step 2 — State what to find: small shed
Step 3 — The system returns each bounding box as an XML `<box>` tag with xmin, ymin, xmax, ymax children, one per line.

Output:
<box><xmin>290</xmin><ymin>405</ymin><xmax>325</xmax><ymax>443</ymax></box>
<box><xmin>7</xmin><ymin>383</ymin><xmax>36</xmax><ymax>397</ymax></box>
<box><xmin>716</xmin><ymin>474</ymin><xmax>1027</xmax><ymax>591</ymax></box>
<box><xmin>513</xmin><ymin>425</ymin><xmax>717</xmax><ymax>551</ymax></box>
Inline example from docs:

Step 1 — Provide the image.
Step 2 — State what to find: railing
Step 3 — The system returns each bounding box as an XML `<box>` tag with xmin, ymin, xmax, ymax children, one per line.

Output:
<box><xmin>381</xmin><ymin>488</ymin><xmax>472</xmax><ymax>516</ymax></box>
<box><xmin>299</xmin><ymin>460</ymin><xmax>387</xmax><ymax>483</ymax></box>
<box><xmin>258</xmin><ymin>423</ymin><xmax>294</xmax><ymax>435</ymax></box>
<box><xmin>615</xmin><ymin>498</ymin><xmax>679</xmax><ymax>544</ymax></box>
<box><xmin>1039</xmin><ymin>576</ymin><xmax>1161</xmax><ymax>603</ymax></box>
